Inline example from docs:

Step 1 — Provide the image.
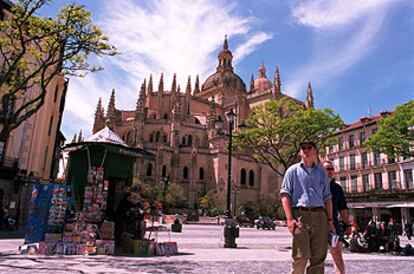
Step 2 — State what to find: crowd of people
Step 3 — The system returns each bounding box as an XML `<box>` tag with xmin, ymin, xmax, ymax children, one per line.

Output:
<box><xmin>348</xmin><ymin>219</ymin><xmax>414</xmax><ymax>256</ymax></box>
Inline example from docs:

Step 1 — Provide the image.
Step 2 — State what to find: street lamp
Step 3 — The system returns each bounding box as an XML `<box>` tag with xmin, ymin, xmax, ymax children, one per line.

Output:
<box><xmin>215</xmin><ymin>109</ymin><xmax>239</xmax><ymax>248</ymax></box>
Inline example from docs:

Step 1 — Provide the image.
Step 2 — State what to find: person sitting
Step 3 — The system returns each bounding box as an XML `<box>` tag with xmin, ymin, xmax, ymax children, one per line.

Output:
<box><xmin>401</xmin><ymin>244</ymin><xmax>414</xmax><ymax>256</ymax></box>
<box><xmin>378</xmin><ymin>222</ymin><xmax>390</xmax><ymax>252</ymax></box>
<box><xmin>350</xmin><ymin>233</ymin><xmax>369</xmax><ymax>253</ymax></box>
<box><xmin>364</xmin><ymin>221</ymin><xmax>379</xmax><ymax>252</ymax></box>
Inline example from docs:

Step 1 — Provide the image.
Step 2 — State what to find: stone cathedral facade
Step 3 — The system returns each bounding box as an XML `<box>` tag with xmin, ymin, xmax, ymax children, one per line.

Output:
<box><xmin>91</xmin><ymin>38</ymin><xmax>314</xmax><ymax>210</ymax></box>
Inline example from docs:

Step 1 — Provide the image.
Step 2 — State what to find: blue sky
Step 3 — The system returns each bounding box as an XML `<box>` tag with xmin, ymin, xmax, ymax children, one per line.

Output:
<box><xmin>39</xmin><ymin>0</ymin><xmax>414</xmax><ymax>140</ymax></box>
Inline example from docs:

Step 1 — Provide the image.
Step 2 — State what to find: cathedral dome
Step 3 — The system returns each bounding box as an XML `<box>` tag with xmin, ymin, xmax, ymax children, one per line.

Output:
<box><xmin>202</xmin><ymin>70</ymin><xmax>246</xmax><ymax>92</ymax></box>
<box><xmin>254</xmin><ymin>77</ymin><xmax>272</xmax><ymax>91</ymax></box>
<box><xmin>253</xmin><ymin>63</ymin><xmax>272</xmax><ymax>91</ymax></box>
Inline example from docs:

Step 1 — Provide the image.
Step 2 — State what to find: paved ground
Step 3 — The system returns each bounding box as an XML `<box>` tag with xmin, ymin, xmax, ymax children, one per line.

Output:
<box><xmin>0</xmin><ymin>225</ymin><xmax>413</xmax><ymax>273</ymax></box>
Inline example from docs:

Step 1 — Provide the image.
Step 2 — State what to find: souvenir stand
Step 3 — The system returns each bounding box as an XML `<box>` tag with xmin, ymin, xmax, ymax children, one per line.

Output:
<box><xmin>23</xmin><ymin>126</ymin><xmax>157</xmax><ymax>256</ymax></box>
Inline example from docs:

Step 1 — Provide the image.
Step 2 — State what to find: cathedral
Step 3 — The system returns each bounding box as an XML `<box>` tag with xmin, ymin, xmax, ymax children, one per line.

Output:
<box><xmin>91</xmin><ymin>37</ymin><xmax>314</xmax><ymax>211</ymax></box>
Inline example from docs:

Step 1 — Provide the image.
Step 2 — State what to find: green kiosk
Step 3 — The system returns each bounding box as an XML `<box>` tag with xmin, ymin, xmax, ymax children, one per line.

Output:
<box><xmin>63</xmin><ymin>126</ymin><xmax>155</xmax><ymax>216</ymax></box>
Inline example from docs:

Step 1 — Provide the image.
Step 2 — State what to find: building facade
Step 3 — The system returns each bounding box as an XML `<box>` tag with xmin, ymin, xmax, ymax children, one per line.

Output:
<box><xmin>0</xmin><ymin>0</ymin><xmax>68</xmax><ymax>226</ymax></box>
<box><xmin>91</xmin><ymin>38</ymin><xmax>314</xmax><ymax>212</ymax></box>
<box><xmin>325</xmin><ymin>111</ymin><xmax>414</xmax><ymax>229</ymax></box>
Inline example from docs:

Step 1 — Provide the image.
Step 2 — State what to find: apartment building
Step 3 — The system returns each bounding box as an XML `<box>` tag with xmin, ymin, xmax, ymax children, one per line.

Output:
<box><xmin>0</xmin><ymin>0</ymin><xmax>68</xmax><ymax>227</ymax></box>
<box><xmin>325</xmin><ymin>110</ymin><xmax>414</xmax><ymax>230</ymax></box>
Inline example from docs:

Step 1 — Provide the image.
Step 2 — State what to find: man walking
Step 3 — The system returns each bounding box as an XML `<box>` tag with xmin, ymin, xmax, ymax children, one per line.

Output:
<box><xmin>280</xmin><ymin>141</ymin><xmax>335</xmax><ymax>274</ymax></box>
<box><xmin>322</xmin><ymin>161</ymin><xmax>351</xmax><ymax>274</ymax></box>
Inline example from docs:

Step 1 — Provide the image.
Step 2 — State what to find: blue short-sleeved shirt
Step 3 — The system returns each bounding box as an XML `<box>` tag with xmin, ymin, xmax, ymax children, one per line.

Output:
<box><xmin>280</xmin><ymin>162</ymin><xmax>331</xmax><ymax>208</ymax></box>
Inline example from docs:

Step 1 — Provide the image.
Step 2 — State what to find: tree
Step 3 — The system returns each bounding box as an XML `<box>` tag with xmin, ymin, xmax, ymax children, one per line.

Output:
<box><xmin>137</xmin><ymin>180</ymin><xmax>187</xmax><ymax>212</ymax></box>
<box><xmin>0</xmin><ymin>0</ymin><xmax>117</xmax><ymax>142</ymax></box>
<box><xmin>198</xmin><ymin>189</ymin><xmax>218</xmax><ymax>214</ymax></box>
<box><xmin>364</xmin><ymin>100</ymin><xmax>414</xmax><ymax>158</ymax></box>
<box><xmin>233</xmin><ymin>97</ymin><xmax>343</xmax><ymax>177</ymax></box>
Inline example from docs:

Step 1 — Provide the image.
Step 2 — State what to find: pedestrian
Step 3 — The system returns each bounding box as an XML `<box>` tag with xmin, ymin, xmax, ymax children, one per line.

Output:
<box><xmin>280</xmin><ymin>140</ymin><xmax>335</xmax><ymax>274</ymax></box>
<box><xmin>404</xmin><ymin>221</ymin><xmax>413</xmax><ymax>240</ymax></box>
<box><xmin>0</xmin><ymin>204</ymin><xmax>5</xmax><ymax>230</ymax></box>
<box><xmin>322</xmin><ymin>161</ymin><xmax>351</xmax><ymax>274</ymax></box>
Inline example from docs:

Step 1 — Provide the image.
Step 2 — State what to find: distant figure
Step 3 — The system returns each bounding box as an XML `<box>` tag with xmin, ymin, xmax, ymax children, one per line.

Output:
<box><xmin>323</xmin><ymin>161</ymin><xmax>351</xmax><ymax>274</ymax></box>
<box><xmin>0</xmin><ymin>204</ymin><xmax>5</xmax><ymax>230</ymax></box>
<box><xmin>405</xmin><ymin>222</ymin><xmax>413</xmax><ymax>240</ymax></box>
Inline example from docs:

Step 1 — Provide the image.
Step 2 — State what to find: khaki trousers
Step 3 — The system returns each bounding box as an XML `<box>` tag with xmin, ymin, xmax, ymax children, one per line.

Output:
<box><xmin>291</xmin><ymin>209</ymin><xmax>328</xmax><ymax>274</ymax></box>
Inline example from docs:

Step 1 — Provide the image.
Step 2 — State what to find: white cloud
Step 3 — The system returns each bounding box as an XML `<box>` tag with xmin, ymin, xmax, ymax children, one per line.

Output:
<box><xmin>61</xmin><ymin>0</ymin><xmax>270</xmax><ymax>139</ymax></box>
<box><xmin>293</xmin><ymin>0</ymin><xmax>396</xmax><ymax>29</ymax></box>
<box><xmin>285</xmin><ymin>0</ymin><xmax>394</xmax><ymax>98</ymax></box>
<box><xmin>233</xmin><ymin>32</ymin><xmax>273</xmax><ymax>63</ymax></box>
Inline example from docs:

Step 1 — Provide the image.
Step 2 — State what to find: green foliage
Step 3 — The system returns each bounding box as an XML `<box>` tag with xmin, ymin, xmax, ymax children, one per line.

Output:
<box><xmin>233</xmin><ymin>97</ymin><xmax>343</xmax><ymax>176</ymax></box>
<box><xmin>136</xmin><ymin>180</ymin><xmax>187</xmax><ymax>211</ymax></box>
<box><xmin>237</xmin><ymin>201</ymin><xmax>260</xmax><ymax>220</ymax></box>
<box><xmin>208</xmin><ymin>207</ymin><xmax>222</xmax><ymax>217</ymax></box>
<box><xmin>257</xmin><ymin>193</ymin><xmax>279</xmax><ymax>217</ymax></box>
<box><xmin>0</xmin><ymin>0</ymin><xmax>117</xmax><ymax>140</ymax></box>
<box><xmin>198</xmin><ymin>190</ymin><xmax>217</xmax><ymax>212</ymax></box>
<box><xmin>364</xmin><ymin>100</ymin><xmax>414</xmax><ymax>158</ymax></box>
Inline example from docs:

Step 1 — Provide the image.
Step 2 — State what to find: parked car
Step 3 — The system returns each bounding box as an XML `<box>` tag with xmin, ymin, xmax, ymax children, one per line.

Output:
<box><xmin>236</xmin><ymin>215</ymin><xmax>254</xmax><ymax>227</ymax></box>
<box><xmin>255</xmin><ymin>216</ymin><xmax>276</xmax><ymax>230</ymax></box>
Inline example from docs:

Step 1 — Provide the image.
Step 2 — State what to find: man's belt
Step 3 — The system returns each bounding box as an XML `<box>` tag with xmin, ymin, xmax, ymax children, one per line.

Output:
<box><xmin>293</xmin><ymin>206</ymin><xmax>324</xmax><ymax>212</ymax></box>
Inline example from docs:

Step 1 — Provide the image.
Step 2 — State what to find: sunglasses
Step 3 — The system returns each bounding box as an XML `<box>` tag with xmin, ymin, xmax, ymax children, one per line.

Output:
<box><xmin>301</xmin><ymin>145</ymin><xmax>314</xmax><ymax>151</ymax></box>
<box><xmin>325</xmin><ymin>167</ymin><xmax>334</xmax><ymax>171</ymax></box>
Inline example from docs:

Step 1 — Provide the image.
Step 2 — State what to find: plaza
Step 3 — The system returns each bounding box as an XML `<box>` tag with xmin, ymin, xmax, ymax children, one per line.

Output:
<box><xmin>1</xmin><ymin>224</ymin><xmax>413</xmax><ymax>273</ymax></box>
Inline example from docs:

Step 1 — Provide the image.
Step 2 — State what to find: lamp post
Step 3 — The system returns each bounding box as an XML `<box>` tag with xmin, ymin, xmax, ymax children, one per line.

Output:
<box><xmin>215</xmin><ymin>109</ymin><xmax>239</xmax><ymax>248</ymax></box>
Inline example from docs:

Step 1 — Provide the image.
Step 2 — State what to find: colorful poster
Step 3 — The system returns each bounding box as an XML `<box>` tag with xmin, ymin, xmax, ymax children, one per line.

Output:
<box><xmin>24</xmin><ymin>184</ymin><xmax>54</xmax><ymax>244</ymax></box>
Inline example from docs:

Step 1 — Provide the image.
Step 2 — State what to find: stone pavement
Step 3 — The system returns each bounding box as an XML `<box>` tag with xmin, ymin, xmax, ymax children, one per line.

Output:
<box><xmin>0</xmin><ymin>225</ymin><xmax>413</xmax><ymax>273</ymax></box>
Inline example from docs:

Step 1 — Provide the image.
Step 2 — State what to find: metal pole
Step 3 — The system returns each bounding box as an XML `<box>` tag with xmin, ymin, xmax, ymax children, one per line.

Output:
<box><xmin>226</xmin><ymin>121</ymin><xmax>233</xmax><ymax>217</ymax></box>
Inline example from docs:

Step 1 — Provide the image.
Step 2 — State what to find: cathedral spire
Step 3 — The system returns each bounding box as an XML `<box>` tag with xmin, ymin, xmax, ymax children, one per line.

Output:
<box><xmin>186</xmin><ymin>76</ymin><xmax>191</xmax><ymax>96</ymax></box>
<box><xmin>72</xmin><ymin>133</ymin><xmax>77</xmax><ymax>143</ymax></box>
<box><xmin>78</xmin><ymin>130</ymin><xmax>83</xmax><ymax>143</ymax></box>
<box><xmin>158</xmin><ymin>73</ymin><xmax>164</xmax><ymax>92</ymax></box>
<box><xmin>249</xmin><ymin>74</ymin><xmax>255</xmax><ymax>93</ymax></box>
<box><xmin>93</xmin><ymin>97</ymin><xmax>105</xmax><ymax>134</ymax></box>
<box><xmin>107</xmin><ymin>88</ymin><xmax>116</xmax><ymax>128</ymax></box>
<box><xmin>136</xmin><ymin>81</ymin><xmax>146</xmax><ymax>111</ymax></box>
<box><xmin>273</xmin><ymin>66</ymin><xmax>281</xmax><ymax>94</ymax></box>
<box><xmin>148</xmin><ymin>74</ymin><xmax>153</xmax><ymax>94</ymax></box>
<box><xmin>223</xmin><ymin>34</ymin><xmax>228</xmax><ymax>50</ymax></box>
<box><xmin>194</xmin><ymin>74</ymin><xmax>200</xmax><ymax>94</ymax></box>
<box><xmin>217</xmin><ymin>35</ymin><xmax>233</xmax><ymax>72</ymax></box>
<box><xmin>171</xmin><ymin>73</ymin><xmax>177</xmax><ymax>93</ymax></box>
<box><xmin>107</xmin><ymin>89</ymin><xmax>116</xmax><ymax>117</ymax></box>
<box><xmin>259</xmin><ymin>62</ymin><xmax>267</xmax><ymax>78</ymax></box>
<box><xmin>306</xmin><ymin>81</ymin><xmax>314</xmax><ymax>109</ymax></box>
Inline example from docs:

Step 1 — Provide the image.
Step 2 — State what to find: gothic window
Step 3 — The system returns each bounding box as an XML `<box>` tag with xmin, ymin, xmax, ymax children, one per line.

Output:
<box><xmin>199</xmin><ymin>167</ymin><xmax>204</xmax><ymax>180</ymax></box>
<box><xmin>155</xmin><ymin>131</ymin><xmax>160</xmax><ymax>142</ymax></box>
<box><xmin>149</xmin><ymin>133</ymin><xmax>154</xmax><ymax>142</ymax></box>
<box><xmin>240</xmin><ymin>168</ymin><xmax>246</xmax><ymax>185</ymax></box>
<box><xmin>146</xmin><ymin>163</ymin><xmax>153</xmax><ymax>177</ymax></box>
<box><xmin>249</xmin><ymin>170</ymin><xmax>255</xmax><ymax>186</ymax></box>
<box><xmin>163</xmin><ymin>134</ymin><xmax>168</xmax><ymax>143</ymax></box>
<box><xmin>163</xmin><ymin>114</ymin><xmax>168</xmax><ymax>119</ymax></box>
<box><xmin>152</xmin><ymin>113</ymin><xmax>157</xmax><ymax>119</ymax></box>
<box><xmin>183</xmin><ymin>167</ymin><xmax>189</xmax><ymax>179</ymax></box>
<box><xmin>161</xmin><ymin>165</ymin><xmax>167</xmax><ymax>178</ymax></box>
<box><xmin>182</xmin><ymin>136</ymin><xmax>186</xmax><ymax>146</ymax></box>
<box><xmin>188</xmin><ymin>135</ymin><xmax>192</xmax><ymax>146</ymax></box>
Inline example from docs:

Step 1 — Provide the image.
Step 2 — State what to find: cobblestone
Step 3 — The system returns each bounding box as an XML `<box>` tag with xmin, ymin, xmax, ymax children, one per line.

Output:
<box><xmin>0</xmin><ymin>225</ymin><xmax>413</xmax><ymax>273</ymax></box>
